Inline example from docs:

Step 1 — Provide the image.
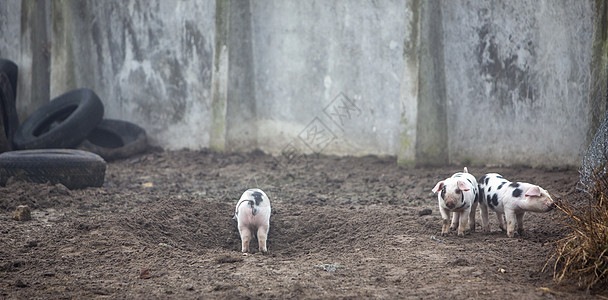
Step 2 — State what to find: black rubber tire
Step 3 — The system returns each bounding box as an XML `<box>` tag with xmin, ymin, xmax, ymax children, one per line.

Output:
<box><xmin>78</xmin><ymin>119</ymin><xmax>148</xmax><ymax>161</ymax></box>
<box><xmin>13</xmin><ymin>88</ymin><xmax>104</xmax><ymax>150</ymax></box>
<box><xmin>0</xmin><ymin>149</ymin><xmax>106</xmax><ymax>189</ymax></box>
<box><xmin>0</xmin><ymin>59</ymin><xmax>19</xmax><ymax>152</ymax></box>
<box><xmin>0</xmin><ymin>111</ymin><xmax>9</xmax><ymax>153</ymax></box>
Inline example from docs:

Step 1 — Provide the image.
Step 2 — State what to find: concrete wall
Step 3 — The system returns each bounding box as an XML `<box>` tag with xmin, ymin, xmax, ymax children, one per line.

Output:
<box><xmin>443</xmin><ymin>0</ymin><xmax>598</xmax><ymax>167</ymax></box>
<box><xmin>0</xmin><ymin>0</ymin><xmax>605</xmax><ymax>167</ymax></box>
<box><xmin>399</xmin><ymin>0</ymin><xmax>606</xmax><ymax>168</ymax></box>
<box><xmin>252</xmin><ymin>1</ymin><xmax>406</xmax><ymax>156</ymax></box>
<box><xmin>50</xmin><ymin>0</ymin><xmax>216</xmax><ymax>150</ymax></box>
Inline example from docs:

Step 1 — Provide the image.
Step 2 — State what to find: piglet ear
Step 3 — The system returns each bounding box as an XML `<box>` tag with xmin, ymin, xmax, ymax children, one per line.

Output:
<box><xmin>463</xmin><ymin>167</ymin><xmax>469</xmax><ymax>173</ymax></box>
<box><xmin>457</xmin><ymin>180</ymin><xmax>470</xmax><ymax>191</ymax></box>
<box><xmin>525</xmin><ymin>186</ymin><xmax>542</xmax><ymax>197</ymax></box>
<box><xmin>432</xmin><ymin>181</ymin><xmax>444</xmax><ymax>193</ymax></box>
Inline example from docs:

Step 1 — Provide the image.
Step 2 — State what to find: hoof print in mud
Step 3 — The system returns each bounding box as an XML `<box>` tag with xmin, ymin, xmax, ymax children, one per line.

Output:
<box><xmin>139</xmin><ymin>266</ymin><xmax>151</xmax><ymax>279</ymax></box>
<box><xmin>418</xmin><ymin>208</ymin><xmax>432</xmax><ymax>216</ymax></box>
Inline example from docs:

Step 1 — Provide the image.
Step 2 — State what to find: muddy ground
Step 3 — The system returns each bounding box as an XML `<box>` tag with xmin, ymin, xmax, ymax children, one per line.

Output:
<box><xmin>0</xmin><ymin>149</ymin><xmax>601</xmax><ymax>299</ymax></box>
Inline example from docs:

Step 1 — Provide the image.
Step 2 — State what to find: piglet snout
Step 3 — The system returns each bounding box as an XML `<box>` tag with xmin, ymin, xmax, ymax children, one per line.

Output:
<box><xmin>445</xmin><ymin>201</ymin><xmax>455</xmax><ymax>209</ymax></box>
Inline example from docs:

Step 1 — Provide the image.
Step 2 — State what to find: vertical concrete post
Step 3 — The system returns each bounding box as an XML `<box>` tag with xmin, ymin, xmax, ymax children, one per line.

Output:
<box><xmin>416</xmin><ymin>0</ymin><xmax>448</xmax><ymax>166</ymax></box>
<box><xmin>588</xmin><ymin>0</ymin><xmax>608</xmax><ymax>145</ymax></box>
<box><xmin>225</xmin><ymin>0</ymin><xmax>257</xmax><ymax>152</ymax></box>
<box><xmin>49</xmin><ymin>0</ymin><xmax>80</xmax><ymax>97</ymax></box>
<box><xmin>210</xmin><ymin>0</ymin><xmax>229</xmax><ymax>151</ymax></box>
<box><xmin>398</xmin><ymin>0</ymin><xmax>420</xmax><ymax>166</ymax></box>
<box><xmin>0</xmin><ymin>1</ymin><xmax>20</xmax><ymax>59</ymax></box>
<box><xmin>399</xmin><ymin>0</ymin><xmax>448</xmax><ymax>166</ymax></box>
<box><xmin>210</xmin><ymin>0</ymin><xmax>257</xmax><ymax>152</ymax></box>
<box><xmin>18</xmin><ymin>0</ymin><xmax>51</xmax><ymax>121</ymax></box>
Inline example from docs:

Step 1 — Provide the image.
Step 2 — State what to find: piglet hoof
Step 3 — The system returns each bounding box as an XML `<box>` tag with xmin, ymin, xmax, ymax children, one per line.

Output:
<box><xmin>441</xmin><ymin>232</ymin><xmax>449</xmax><ymax>237</ymax></box>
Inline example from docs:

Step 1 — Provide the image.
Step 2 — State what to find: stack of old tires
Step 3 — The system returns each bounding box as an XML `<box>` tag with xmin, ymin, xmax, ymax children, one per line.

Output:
<box><xmin>0</xmin><ymin>58</ymin><xmax>148</xmax><ymax>189</ymax></box>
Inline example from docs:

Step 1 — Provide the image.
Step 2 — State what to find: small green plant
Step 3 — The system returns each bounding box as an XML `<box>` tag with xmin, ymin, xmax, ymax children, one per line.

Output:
<box><xmin>546</xmin><ymin>166</ymin><xmax>608</xmax><ymax>292</ymax></box>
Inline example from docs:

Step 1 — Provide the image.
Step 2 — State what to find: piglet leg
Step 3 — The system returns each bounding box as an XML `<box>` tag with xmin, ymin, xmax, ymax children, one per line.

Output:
<box><xmin>439</xmin><ymin>207</ymin><xmax>450</xmax><ymax>236</ymax></box>
<box><xmin>504</xmin><ymin>210</ymin><xmax>517</xmax><ymax>238</ymax></box>
<box><xmin>469</xmin><ymin>201</ymin><xmax>478</xmax><ymax>232</ymax></box>
<box><xmin>257</xmin><ymin>225</ymin><xmax>269</xmax><ymax>253</ymax></box>
<box><xmin>496</xmin><ymin>212</ymin><xmax>506</xmax><ymax>232</ymax></box>
<box><xmin>239</xmin><ymin>226</ymin><xmax>252</xmax><ymax>253</ymax></box>
<box><xmin>516</xmin><ymin>212</ymin><xmax>526</xmax><ymax>236</ymax></box>
<box><xmin>450</xmin><ymin>212</ymin><xmax>460</xmax><ymax>231</ymax></box>
<box><xmin>457</xmin><ymin>211</ymin><xmax>469</xmax><ymax>237</ymax></box>
<box><xmin>480</xmin><ymin>202</ymin><xmax>490</xmax><ymax>233</ymax></box>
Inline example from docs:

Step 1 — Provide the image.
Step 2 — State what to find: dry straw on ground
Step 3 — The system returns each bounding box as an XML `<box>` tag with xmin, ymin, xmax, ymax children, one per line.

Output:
<box><xmin>547</xmin><ymin>166</ymin><xmax>608</xmax><ymax>292</ymax></box>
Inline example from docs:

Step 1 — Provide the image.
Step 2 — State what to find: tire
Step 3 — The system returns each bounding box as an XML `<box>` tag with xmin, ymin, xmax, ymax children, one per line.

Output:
<box><xmin>0</xmin><ymin>149</ymin><xmax>106</xmax><ymax>189</ymax></box>
<box><xmin>0</xmin><ymin>114</ymin><xmax>9</xmax><ymax>153</ymax></box>
<box><xmin>13</xmin><ymin>88</ymin><xmax>104</xmax><ymax>150</ymax></box>
<box><xmin>0</xmin><ymin>59</ymin><xmax>19</xmax><ymax>152</ymax></box>
<box><xmin>78</xmin><ymin>119</ymin><xmax>148</xmax><ymax>161</ymax></box>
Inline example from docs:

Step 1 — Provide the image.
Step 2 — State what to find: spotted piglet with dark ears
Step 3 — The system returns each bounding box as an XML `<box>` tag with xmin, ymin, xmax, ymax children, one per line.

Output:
<box><xmin>477</xmin><ymin>173</ymin><xmax>555</xmax><ymax>238</ymax></box>
<box><xmin>432</xmin><ymin>167</ymin><xmax>479</xmax><ymax>237</ymax></box>
<box><xmin>233</xmin><ymin>189</ymin><xmax>271</xmax><ymax>253</ymax></box>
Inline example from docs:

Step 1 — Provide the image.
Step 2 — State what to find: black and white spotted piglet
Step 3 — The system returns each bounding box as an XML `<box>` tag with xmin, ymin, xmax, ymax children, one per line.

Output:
<box><xmin>432</xmin><ymin>167</ymin><xmax>479</xmax><ymax>237</ymax></box>
<box><xmin>233</xmin><ymin>188</ymin><xmax>271</xmax><ymax>253</ymax></box>
<box><xmin>477</xmin><ymin>173</ymin><xmax>555</xmax><ymax>238</ymax></box>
